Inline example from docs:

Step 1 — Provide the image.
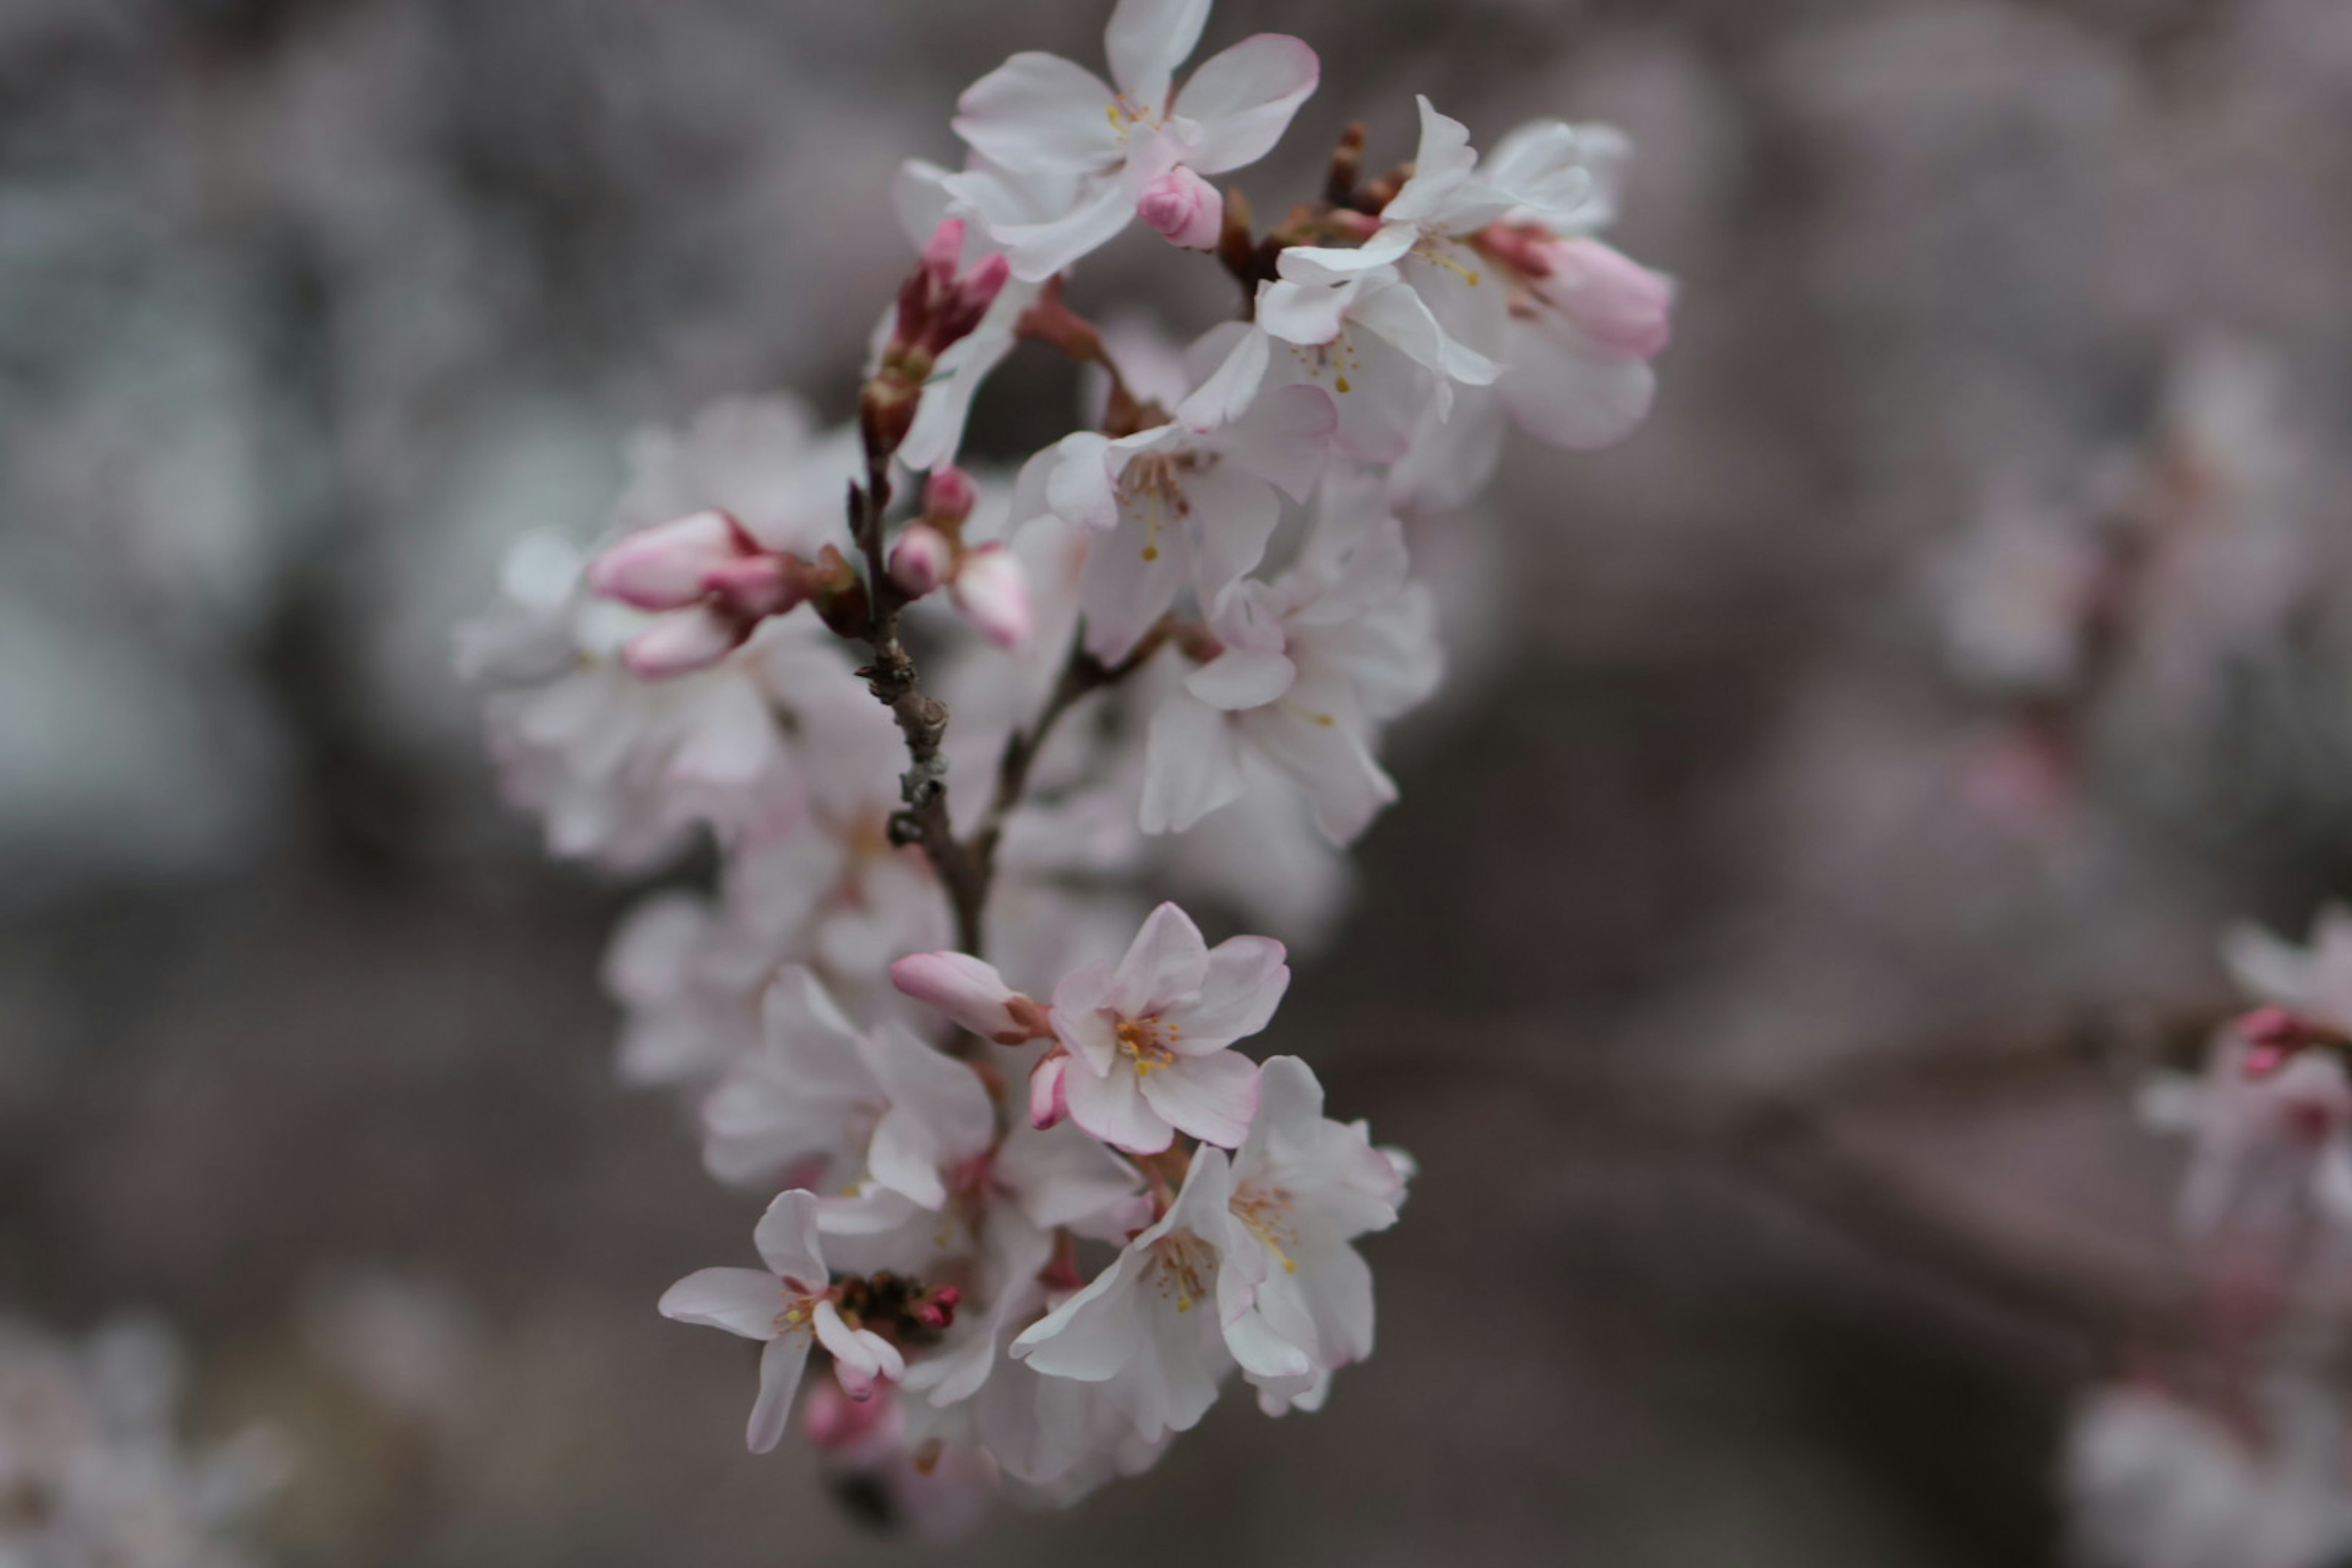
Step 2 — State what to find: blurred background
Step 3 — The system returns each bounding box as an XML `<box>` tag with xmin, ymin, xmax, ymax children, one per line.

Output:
<box><xmin>6</xmin><ymin>0</ymin><xmax>2352</xmax><ymax>1562</ymax></box>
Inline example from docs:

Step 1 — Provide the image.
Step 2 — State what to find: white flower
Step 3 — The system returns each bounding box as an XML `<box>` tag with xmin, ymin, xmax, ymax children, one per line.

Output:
<box><xmin>1015</xmin><ymin>373</ymin><xmax>1335</xmax><ymax>663</ymax></box>
<box><xmin>1009</xmin><ymin>1147</ymin><xmax>1242</xmax><ymax>1444</ymax></box>
<box><xmin>949</xmin><ymin>0</ymin><xmax>1319</xmax><ymax>279</ymax></box>
<box><xmin>1219</xmin><ymin>1056</ymin><xmax>1409</xmax><ymax>1413</ymax></box>
<box><xmin>660</xmin><ymin>1190</ymin><xmax>907</xmax><ymax>1453</ymax></box>
<box><xmin>1044</xmin><ymin>901</ymin><xmax>1284</xmax><ymax>1153</ymax></box>
<box><xmin>1140</xmin><ymin>484</ymin><xmax>1441</xmax><ymax>844</ymax></box>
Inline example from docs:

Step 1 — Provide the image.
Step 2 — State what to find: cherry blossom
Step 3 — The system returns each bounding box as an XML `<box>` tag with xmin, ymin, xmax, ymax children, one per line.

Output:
<box><xmin>950</xmin><ymin>0</ymin><xmax>1319</xmax><ymax>279</ymax></box>
<box><xmin>1219</xmin><ymin>1056</ymin><xmax>1411</xmax><ymax>1413</ymax></box>
<box><xmin>1009</xmin><ymin>1146</ymin><xmax>1245</xmax><ymax>1442</ymax></box>
<box><xmin>1045</xmin><ymin>902</ymin><xmax>1284</xmax><ymax>1153</ymax></box>
<box><xmin>458</xmin><ymin>0</ymin><xmax>1689</xmax><ymax>1526</ymax></box>
<box><xmin>1140</xmin><ymin>486</ymin><xmax>1441</xmax><ymax>843</ymax></box>
<box><xmin>660</xmin><ymin>1190</ymin><xmax>908</xmax><ymax>1452</ymax></box>
<box><xmin>1014</xmin><ymin>376</ymin><xmax>1335</xmax><ymax>663</ymax></box>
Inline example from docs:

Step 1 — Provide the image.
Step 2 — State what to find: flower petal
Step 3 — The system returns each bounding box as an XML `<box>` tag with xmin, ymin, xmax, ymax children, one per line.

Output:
<box><xmin>658</xmin><ymin>1267</ymin><xmax>785</xmax><ymax>1341</ymax></box>
<box><xmin>747</xmin><ymin>1335</ymin><xmax>810</xmax><ymax>1453</ymax></box>
<box><xmin>1497</xmin><ymin>318</ymin><xmax>1656</xmax><ymax>450</ymax></box>
<box><xmin>1142</xmin><ymin>1049</ymin><xmax>1261</xmax><ymax>1148</ymax></box>
<box><xmin>1106</xmin><ymin>0</ymin><xmax>1210</xmax><ymax>107</ymax></box>
<box><xmin>954</xmin><ymin>52</ymin><xmax>1123</xmax><ymax>174</ymax></box>
<box><xmin>1175</xmin><ymin>34</ymin><xmax>1321</xmax><ymax>175</ymax></box>
<box><xmin>752</xmin><ymin>1189</ymin><xmax>829</xmax><ymax>1289</ymax></box>
<box><xmin>990</xmin><ymin>178</ymin><xmax>1137</xmax><ymax>282</ymax></box>
<box><xmin>1167</xmin><ymin>935</ymin><xmax>1289</xmax><ymax>1050</ymax></box>
<box><xmin>1112</xmin><ymin>902</ymin><xmax>1212</xmax><ymax>1014</ymax></box>
<box><xmin>1185</xmin><ymin>647</ymin><xmax>1297</xmax><ymax>711</ymax></box>
<box><xmin>1065</xmin><ymin>1056</ymin><xmax>1177</xmax><ymax>1154</ymax></box>
<box><xmin>1140</xmin><ymin>690</ymin><xmax>1247</xmax><ymax>835</ymax></box>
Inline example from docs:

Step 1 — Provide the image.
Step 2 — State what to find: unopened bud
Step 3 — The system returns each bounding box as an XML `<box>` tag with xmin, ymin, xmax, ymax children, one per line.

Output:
<box><xmin>888</xmin><ymin>524</ymin><xmax>953</xmax><ymax>597</ymax></box>
<box><xmin>586</xmin><ymin>510</ymin><xmax>749</xmax><ymax>611</ymax></box>
<box><xmin>807</xmin><ymin>544</ymin><xmax>871</xmax><ymax>639</ymax></box>
<box><xmin>703</xmin><ymin>553</ymin><xmax>807</xmax><ymax>620</ymax></box>
<box><xmin>1528</xmin><ymin>236</ymin><xmax>1675</xmax><ymax>361</ymax></box>
<box><xmin>1029</xmin><ymin>1052</ymin><xmax>1070</xmax><ymax>1131</ymax></box>
<box><xmin>1139</xmin><ymin>167</ymin><xmax>1223</xmax><ymax>251</ymax></box>
<box><xmin>922</xmin><ymin>466</ymin><xmax>979</xmax><ymax>529</ymax></box>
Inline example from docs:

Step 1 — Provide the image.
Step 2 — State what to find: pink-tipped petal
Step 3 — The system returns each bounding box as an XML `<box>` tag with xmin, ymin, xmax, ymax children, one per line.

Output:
<box><xmin>1533</xmin><ymin>238</ymin><xmax>1675</xmax><ymax>361</ymax></box>
<box><xmin>1174</xmin><ymin>33</ymin><xmax>1321</xmax><ymax>175</ymax></box>
<box><xmin>1030</xmin><ymin>1052</ymin><xmax>1072</xmax><ymax>1129</ymax></box>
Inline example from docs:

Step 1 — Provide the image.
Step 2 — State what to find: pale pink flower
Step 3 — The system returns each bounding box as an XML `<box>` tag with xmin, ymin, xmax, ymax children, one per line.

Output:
<box><xmin>1047</xmin><ymin>902</ymin><xmax>1285</xmax><ymax>1153</ymax></box>
<box><xmin>1009</xmin><ymin>1147</ymin><xmax>1242</xmax><ymax>1442</ymax></box>
<box><xmin>950</xmin><ymin>0</ymin><xmax>1319</xmax><ymax>279</ymax></box>
<box><xmin>659</xmin><ymin>1191</ymin><xmax>907</xmax><ymax>1453</ymax></box>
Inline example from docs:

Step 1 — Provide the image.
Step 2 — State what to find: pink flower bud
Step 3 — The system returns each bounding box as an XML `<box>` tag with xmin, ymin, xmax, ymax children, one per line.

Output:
<box><xmin>929</xmin><ymin>254</ymin><xmax>1011</xmax><ymax>354</ymax></box>
<box><xmin>586</xmin><ymin>510</ymin><xmax>747</xmax><ymax>611</ymax></box>
<box><xmin>1137</xmin><ymin>167</ymin><xmax>1223</xmax><ymax>252</ymax></box>
<box><xmin>1531</xmin><ymin>238</ymin><xmax>1675</xmax><ymax>361</ymax></box>
<box><xmin>922</xmin><ymin>467</ymin><xmax>979</xmax><ymax>527</ymax></box>
<box><xmin>1029</xmin><ymin>1052</ymin><xmax>1070</xmax><ymax>1131</ymax></box>
<box><xmin>919</xmin><ymin>217</ymin><xmax>967</xmax><ymax>287</ymax></box>
<box><xmin>951</xmin><ymin>544</ymin><xmax>1033</xmax><ymax>650</ymax></box>
<box><xmin>620</xmin><ymin>605</ymin><xmax>745</xmax><ymax>679</ymax></box>
<box><xmin>887</xmin><ymin>525</ymin><xmax>953</xmax><ymax>598</ymax></box>
<box><xmin>891</xmin><ymin>951</ymin><xmax>1046</xmax><ymax>1043</ymax></box>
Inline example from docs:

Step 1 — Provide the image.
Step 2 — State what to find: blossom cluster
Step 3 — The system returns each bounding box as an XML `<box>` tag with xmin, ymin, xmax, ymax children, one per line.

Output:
<box><xmin>0</xmin><ymin>1316</ymin><xmax>283</xmax><ymax>1568</ymax></box>
<box><xmin>2065</xmin><ymin>911</ymin><xmax>2352</xmax><ymax>1567</ymax></box>
<box><xmin>459</xmin><ymin>0</ymin><xmax>1669</xmax><ymax>1528</ymax></box>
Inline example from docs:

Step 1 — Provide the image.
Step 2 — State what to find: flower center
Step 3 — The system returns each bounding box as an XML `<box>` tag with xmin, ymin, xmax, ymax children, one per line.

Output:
<box><xmin>1105</xmin><ymin>92</ymin><xmax>1159</xmax><ymax>141</ymax></box>
<box><xmin>1288</xmin><ymin>334</ymin><xmax>1360</xmax><ymax>396</ymax></box>
<box><xmin>1232</xmin><ymin>1185</ymin><xmax>1300</xmax><ymax>1273</ymax></box>
<box><xmin>1120</xmin><ymin>453</ymin><xmax>1201</xmax><ymax>564</ymax></box>
<box><xmin>1115</xmin><ymin>1014</ymin><xmax>1180</xmax><ymax>1076</ymax></box>
<box><xmin>1149</xmin><ymin>1231</ymin><xmax>1215</xmax><ymax>1312</ymax></box>
<box><xmin>773</xmin><ymin>1289</ymin><xmax>823</xmax><ymax>1336</ymax></box>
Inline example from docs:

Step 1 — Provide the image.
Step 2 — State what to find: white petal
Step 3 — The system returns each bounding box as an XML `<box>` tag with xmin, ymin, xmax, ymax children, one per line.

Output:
<box><xmin>658</xmin><ymin>1267</ymin><xmax>785</xmax><ymax>1341</ymax></box>
<box><xmin>1012</xmin><ymin>1248</ymin><xmax>1147</xmax><ymax>1379</ymax></box>
<box><xmin>1174</xmin><ymin>33</ymin><xmax>1320</xmax><ymax>175</ymax></box>
<box><xmin>1044</xmin><ymin>432</ymin><xmax>1123</xmax><ymax>531</ymax></box>
<box><xmin>993</xmin><ymin>178</ymin><xmax>1137</xmax><ymax>282</ymax></box>
<box><xmin>1174</xmin><ymin>323</ymin><xmax>1272</xmax><ymax>432</ymax></box>
<box><xmin>1182</xmin><ymin>464</ymin><xmax>1281</xmax><ymax>603</ymax></box>
<box><xmin>1065</xmin><ymin>1058</ymin><xmax>1177</xmax><ymax>1154</ymax></box>
<box><xmin>1140</xmin><ymin>691</ymin><xmax>1247</xmax><ymax>835</ymax></box>
<box><xmin>747</xmin><ymin>1335</ymin><xmax>810</xmax><ymax>1453</ymax></box>
<box><xmin>1077</xmin><ymin>510</ymin><xmax>1186</xmax><ymax>663</ymax></box>
<box><xmin>1113</xmin><ymin>902</ymin><xmax>1212</xmax><ymax>1013</ymax></box>
<box><xmin>1142</xmin><ymin>1050</ymin><xmax>1261</xmax><ymax>1148</ymax></box>
<box><xmin>1185</xmin><ymin>647</ymin><xmax>1297</xmax><ymax>710</ymax></box>
<box><xmin>1166</xmin><ymin>936</ymin><xmax>1289</xmax><ymax>1049</ymax></box>
<box><xmin>1106</xmin><ymin>0</ymin><xmax>1210</xmax><ymax>107</ymax></box>
<box><xmin>1354</xmin><ymin>279</ymin><xmax>1499</xmax><ymax>386</ymax></box>
<box><xmin>954</xmin><ymin>52</ymin><xmax>1123</xmax><ymax>174</ymax></box>
<box><xmin>1212</xmin><ymin>383</ymin><xmax>1335</xmax><ymax>501</ymax></box>
<box><xmin>752</xmin><ymin>1190</ymin><xmax>829</xmax><ymax>1288</ymax></box>
<box><xmin>1497</xmin><ymin>320</ymin><xmax>1656</xmax><ymax>449</ymax></box>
